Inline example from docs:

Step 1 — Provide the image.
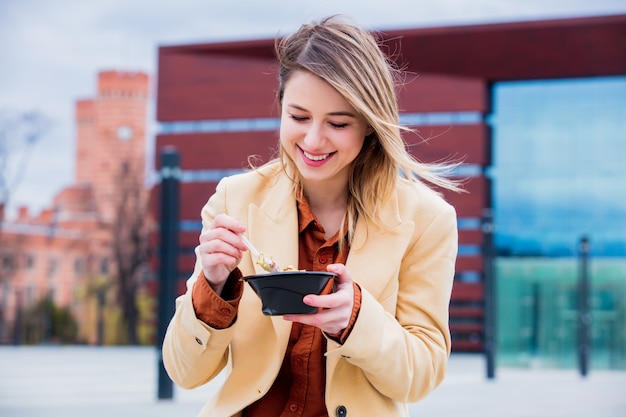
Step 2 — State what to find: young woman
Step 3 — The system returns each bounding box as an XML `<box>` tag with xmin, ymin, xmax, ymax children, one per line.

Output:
<box><xmin>163</xmin><ymin>15</ymin><xmax>460</xmax><ymax>417</ymax></box>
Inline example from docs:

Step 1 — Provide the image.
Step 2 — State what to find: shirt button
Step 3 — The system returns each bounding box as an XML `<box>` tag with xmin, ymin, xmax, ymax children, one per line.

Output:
<box><xmin>289</xmin><ymin>403</ymin><xmax>298</xmax><ymax>412</ymax></box>
<box><xmin>220</xmin><ymin>308</ymin><xmax>230</xmax><ymax>315</ymax></box>
<box><xmin>336</xmin><ymin>405</ymin><xmax>347</xmax><ymax>417</ymax></box>
<box><xmin>294</xmin><ymin>358</ymin><xmax>303</xmax><ymax>366</ymax></box>
<box><xmin>195</xmin><ymin>337</ymin><xmax>203</xmax><ymax>345</ymax></box>
<box><xmin>319</xmin><ymin>255</ymin><xmax>327</xmax><ymax>264</ymax></box>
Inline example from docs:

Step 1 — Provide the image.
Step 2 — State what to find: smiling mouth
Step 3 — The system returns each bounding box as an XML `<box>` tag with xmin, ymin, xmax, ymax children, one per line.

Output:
<box><xmin>303</xmin><ymin>150</ymin><xmax>332</xmax><ymax>161</ymax></box>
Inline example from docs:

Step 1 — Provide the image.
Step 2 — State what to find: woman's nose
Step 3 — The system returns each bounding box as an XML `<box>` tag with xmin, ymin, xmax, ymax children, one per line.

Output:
<box><xmin>303</xmin><ymin>123</ymin><xmax>323</xmax><ymax>148</ymax></box>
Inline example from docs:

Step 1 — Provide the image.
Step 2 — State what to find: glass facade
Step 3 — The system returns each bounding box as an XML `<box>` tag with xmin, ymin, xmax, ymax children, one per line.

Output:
<box><xmin>490</xmin><ymin>76</ymin><xmax>626</xmax><ymax>369</ymax></box>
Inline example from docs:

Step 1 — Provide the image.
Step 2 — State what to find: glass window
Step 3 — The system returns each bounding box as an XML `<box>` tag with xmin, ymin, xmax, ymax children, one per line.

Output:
<box><xmin>1</xmin><ymin>253</ymin><xmax>13</xmax><ymax>271</ymax></box>
<box><xmin>101</xmin><ymin>258</ymin><xmax>109</xmax><ymax>275</ymax></box>
<box><xmin>24</xmin><ymin>254</ymin><xmax>35</xmax><ymax>270</ymax></box>
<box><xmin>1</xmin><ymin>282</ymin><xmax>8</xmax><ymax>306</ymax></box>
<box><xmin>47</xmin><ymin>258</ymin><xmax>58</xmax><ymax>277</ymax></box>
<box><xmin>74</xmin><ymin>258</ymin><xmax>83</xmax><ymax>275</ymax></box>
<box><xmin>490</xmin><ymin>76</ymin><xmax>626</xmax><ymax>370</ymax></box>
<box><xmin>490</xmin><ymin>76</ymin><xmax>626</xmax><ymax>257</ymax></box>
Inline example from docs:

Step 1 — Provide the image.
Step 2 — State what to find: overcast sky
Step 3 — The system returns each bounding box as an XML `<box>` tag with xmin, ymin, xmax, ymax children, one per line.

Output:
<box><xmin>1</xmin><ymin>0</ymin><xmax>625</xmax><ymax>217</ymax></box>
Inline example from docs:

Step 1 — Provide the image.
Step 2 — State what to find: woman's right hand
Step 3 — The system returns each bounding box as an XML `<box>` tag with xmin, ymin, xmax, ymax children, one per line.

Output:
<box><xmin>197</xmin><ymin>214</ymin><xmax>248</xmax><ymax>295</ymax></box>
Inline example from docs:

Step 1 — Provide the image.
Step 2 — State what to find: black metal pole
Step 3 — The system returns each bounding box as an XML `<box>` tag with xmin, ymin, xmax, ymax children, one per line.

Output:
<box><xmin>482</xmin><ymin>208</ymin><xmax>496</xmax><ymax>379</ymax></box>
<box><xmin>157</xmin><ymin>147</ymin><xmax>180</xmax><ymax>399</ymax></box>
<box><xmin>578</xmin><ymin>235</ymin><xmax>591</xmax><ymax>378</ymax></box>
<box><xmin>12</xmin><ymin>290</ymin><xmax>23</xmax><ymax>345</ymax></box>
<box><xmin>96</xmin><ymin>289</ymin><xmax>105</xmax><ymax>346</ymax></box>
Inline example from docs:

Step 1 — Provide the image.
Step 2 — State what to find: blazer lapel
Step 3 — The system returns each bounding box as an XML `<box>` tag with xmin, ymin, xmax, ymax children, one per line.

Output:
<box><xmin>245</xmin><ymin>174</ymin><xmax>299</xmax><ymax>337</ymax></box>
<box><xmin>346</xmin><ymin>194</ymin><xmax>414</xmax><ymax>297</ymax></box>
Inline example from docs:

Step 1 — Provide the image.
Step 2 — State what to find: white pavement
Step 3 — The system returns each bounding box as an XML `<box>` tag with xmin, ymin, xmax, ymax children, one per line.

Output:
<box><xmin>0</xmin><ymin>346</ymin><xmax>624</xmax><ymax>417</ymax></box>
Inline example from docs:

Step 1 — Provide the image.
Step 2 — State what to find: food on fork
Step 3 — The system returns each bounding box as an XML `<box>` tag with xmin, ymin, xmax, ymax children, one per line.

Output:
<box><xmin>281</xmin><ymin>265</ymin><xmax>298</xmax><ymax>271</ymax></box>
<box><xmin>256</xmin><ymin>255</ymin><xmax>301</xmax><ymax>273</ymax></box>
<box><xmin>257</xmin><ymin>253</ymin><xmax>279</xmax><ymax>273</ymax></box>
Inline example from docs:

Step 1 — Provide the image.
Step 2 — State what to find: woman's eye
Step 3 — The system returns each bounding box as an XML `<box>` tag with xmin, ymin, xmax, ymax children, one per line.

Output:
<box><xmin>290</xmin><ymin>114</ymin><xmax>308</xmax><ymax>122</ymax></box>
<box><xmin>329</xmin><ymin>122</ymin><xmax>348</xmax><ymax>129</ymax></box>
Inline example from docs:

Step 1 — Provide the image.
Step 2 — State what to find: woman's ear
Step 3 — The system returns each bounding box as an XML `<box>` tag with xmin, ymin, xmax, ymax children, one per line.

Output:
<box><xmin>365</xmin><ymin>125</ymin><xmax>374</xmax><ymax>136</ymax></box>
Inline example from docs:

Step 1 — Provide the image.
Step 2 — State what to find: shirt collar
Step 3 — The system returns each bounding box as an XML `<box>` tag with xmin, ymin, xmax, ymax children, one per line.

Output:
<box><xmin>296</xmin><ymin>193</ymin><xmax>318</xmax><ymax>234</ymax></box>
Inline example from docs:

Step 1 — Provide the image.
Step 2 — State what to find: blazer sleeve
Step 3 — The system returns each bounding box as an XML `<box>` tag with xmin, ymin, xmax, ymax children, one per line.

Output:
<box><xmin>161</xmin><ymin>178</ymin><xmax>237</xmax><ymax>389</ymax></box>
<box><xmin>326</xmin><ymin>196</ymin><xmax>458</xmax><ymax>403</ymax></box>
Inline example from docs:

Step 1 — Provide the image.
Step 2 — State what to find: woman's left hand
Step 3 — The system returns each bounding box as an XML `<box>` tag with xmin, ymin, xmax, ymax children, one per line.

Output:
<box><xmin>283</xmin><ymin>263</ymin><xmax>354</xmax><ymax>335</ymax></box>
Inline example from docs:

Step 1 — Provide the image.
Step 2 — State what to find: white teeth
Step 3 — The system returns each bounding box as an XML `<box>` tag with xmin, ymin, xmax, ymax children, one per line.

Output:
<box><xmin>303</xmin><ymin>151</ymin><xmax>330</xmax><ymax>161</ymax></box>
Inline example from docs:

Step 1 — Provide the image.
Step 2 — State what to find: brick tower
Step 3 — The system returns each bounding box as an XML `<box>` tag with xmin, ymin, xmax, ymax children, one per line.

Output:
<box><xmin>0</xmin><ymin>70</ymin><xmax>152</xmax><ymax>345</ymax></box>
<box><xmin>75</xmin><ymin>71</ymin><xmax>149</xmax><ymax>222</ymax></box>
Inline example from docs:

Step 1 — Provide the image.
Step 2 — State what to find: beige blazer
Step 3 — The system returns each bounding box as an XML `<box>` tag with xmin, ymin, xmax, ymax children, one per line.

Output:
<box><xmin>162</xmin><ymin>162</ymin><xmax>458</xmax><ymax>417</ymax></box>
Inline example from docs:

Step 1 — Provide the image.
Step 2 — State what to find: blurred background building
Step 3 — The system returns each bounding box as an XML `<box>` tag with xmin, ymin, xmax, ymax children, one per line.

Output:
<box><xmin>0</xmin><ymin>70</ymin><xmax>154</xmax><ymax>345</ymax></box>
<box><xmin>153</xmin><ymin>14</ymin><xmax>626</xmax><ymax>368</ymax></box>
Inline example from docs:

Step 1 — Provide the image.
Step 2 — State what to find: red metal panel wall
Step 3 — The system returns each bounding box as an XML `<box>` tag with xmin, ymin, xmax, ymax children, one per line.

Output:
<box><xmin>404</xmin><ymin>123</ymin><xmax>491</xmax><ymax>166</ymax></box>
<box><xmin>179</xmin><ymin>182</ymin><xmax>219</xmax><ymax>221</ymax></box>
<box><xmin>396</xmin><ymin>73</ymin><xmax>490</xmax><ymax>113</ymax></box>
<box><xmin>157</xmin><ymin>49</ymin><xmax>278</xmax><ymax>121</ymax></box>
<box><xmin>443</xmin><ymin>176</ymin><xmax>491</xmax><ymax>219</ymax></box>
<box><xmin>380</xmin><ymin>15</ymin><xmax>626</xmax><ymax>81</ymax></box>
<box><xmin>155</xmin><ymin>131</ymin><xmax>278</xmax><ymax>170</ymax></box>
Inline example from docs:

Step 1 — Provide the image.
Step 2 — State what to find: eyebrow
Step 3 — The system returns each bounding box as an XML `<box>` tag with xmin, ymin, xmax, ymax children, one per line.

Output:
<box><xmin>287</xmin><ymin>104</ymin><xmax>357</xmax><ymax>118</ymax></box>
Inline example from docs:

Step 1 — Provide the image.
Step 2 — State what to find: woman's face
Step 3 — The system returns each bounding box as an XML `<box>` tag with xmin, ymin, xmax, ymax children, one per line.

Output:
<box><xmin>280</xmin><ymin>70</ymin><xmax>371</xmax><ymax>191</ymax></box>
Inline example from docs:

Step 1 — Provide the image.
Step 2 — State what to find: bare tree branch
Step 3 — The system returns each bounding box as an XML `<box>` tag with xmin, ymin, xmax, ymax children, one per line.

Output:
<box><xmin>0</xmin><ymin>109</ymin><xmax>51</xmax><ymax>214</ymax></box>
<box><xmin>111</xmin><ymin>158</ymin><xmax>154</xmax><ymax>344</ymax></box>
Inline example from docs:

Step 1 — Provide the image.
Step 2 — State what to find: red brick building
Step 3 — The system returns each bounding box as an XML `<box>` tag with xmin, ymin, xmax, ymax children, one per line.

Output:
<box><xmin>0</xmin><ymin>70</ymin><xmax>150</xmax><ymax>344</ymax></box>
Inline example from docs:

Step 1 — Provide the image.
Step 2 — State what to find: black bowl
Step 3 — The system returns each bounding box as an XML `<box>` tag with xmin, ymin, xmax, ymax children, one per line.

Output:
<box><xmin>242</xmin><ymin>271</ymin><xmax>335</xmax><ymax>315</ymax></box>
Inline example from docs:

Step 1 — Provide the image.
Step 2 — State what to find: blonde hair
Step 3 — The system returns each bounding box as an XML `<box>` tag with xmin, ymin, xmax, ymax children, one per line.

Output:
<box><xmin>271</xmin><ymin>15</ymin><xmax>462</xmax><ymax>243</ymax></box>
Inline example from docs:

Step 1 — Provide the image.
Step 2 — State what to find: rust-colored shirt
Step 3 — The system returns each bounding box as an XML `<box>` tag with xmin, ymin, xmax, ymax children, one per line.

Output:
<box><xmin>192</xmin><ymin>197</ymin><xmax>361</xmax><ymax>417</ymax></box>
